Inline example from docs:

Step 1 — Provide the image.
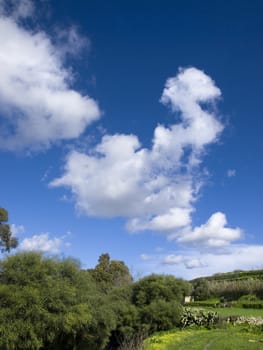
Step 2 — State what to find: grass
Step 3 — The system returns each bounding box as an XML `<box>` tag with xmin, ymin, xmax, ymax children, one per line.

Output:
<box><xmin>192</xmin><ymin>307</ymin><xmax>263</xmax><ymax>317</ymax></box>
<box><xmin>144</xmin><ymin>328</ymin><xmax>263</xmax><ymax>350</ymax></box>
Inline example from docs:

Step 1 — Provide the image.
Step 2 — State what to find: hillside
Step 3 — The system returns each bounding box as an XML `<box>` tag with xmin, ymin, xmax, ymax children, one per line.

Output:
<box><xmin>191</xmin><ymin>269</ymin><xmax>263</xmax><ymax>283</ymax></box>
<box><xmin>190</xmin><ymin>269</ymin><xmax>263</xmax><ymax>301</ymax></box>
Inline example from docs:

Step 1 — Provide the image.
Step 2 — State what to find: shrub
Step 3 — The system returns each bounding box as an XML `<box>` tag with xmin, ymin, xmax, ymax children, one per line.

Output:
<box><xmin>180</xmin><ymin>308</ymin><xmax>219</xmax><ymax>329</ymax></box>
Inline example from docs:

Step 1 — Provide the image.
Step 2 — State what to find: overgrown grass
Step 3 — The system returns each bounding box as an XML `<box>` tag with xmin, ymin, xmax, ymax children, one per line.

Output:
<box><xmin>144</xmin><ymin>328</ymin><xmax>263</xmax><ymax>350</ymax></box>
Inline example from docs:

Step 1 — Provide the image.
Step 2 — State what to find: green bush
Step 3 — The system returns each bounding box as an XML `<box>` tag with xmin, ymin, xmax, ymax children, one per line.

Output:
<box><xmin>238</xmin><ymin>294</ymin><xmax>259</xmax><ymax>302</ymax></box>
<box><xmin>140</xmin><ymin>299</ymin><xmax>183</xmax><ymax>333</ymax></box>
<box><xmin>180</xmin><ymin>308</ymin><xmax>219</xmax><ymax>329</ymax></box>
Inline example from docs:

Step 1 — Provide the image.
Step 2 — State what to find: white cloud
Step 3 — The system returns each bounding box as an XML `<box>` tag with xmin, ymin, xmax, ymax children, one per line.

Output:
<box><xmin>163</xmin><ymin>254</ymin><xmax>185</xmax><ymax>264</ymax></box>
<box><xmin>184</xmin><ymin>258</ymin><xmax>205</xmax><ymax>269</ymax></box>
<box><xmin>176</xmin><ymin>212</ymin><xmax>242</xmax><ymax>247</ymax></box>
<box><xmin>10</xmin><ymin>223</ymin><xmax>25</xmax><ymax>235</ymax></box>
<box><xmin>51</xmin><ymin>67</ymin><xmax>228</xmax><ymax>242</ymax></box>
<box><xmin>227</xmin><ymin>169</ymin><xmax>236</xmax><ymax>177</ymax></box>
<box><xmin>158</xmin><ymin>66</ymin><xmax>223</xmax><ymax>165</ymax></box>
<box><xmin>19</xmin><ymin>232</ymin><xmax>63</xmax><ymax>254</ymax></box>
<box><xmin>0</xmin><ymin>4</ymin><xmax>100</xmax><ymax>151</ymax></box>
<box><xmin>140</xmin><ymin>254</ymin><xmax>152</xmax><ymax>261</ymax></box>
<box><xmin>159</xmin><ymin>245</ymin><xmax>263</xmax><ymax>279</ymax></box>
<box><xmin>162</xmin><ymin>254</ymin><xmax>205</xmax><ymax>269</ymax></box>
<box><xmin>55</xmin><ymin>25</ymin><xmax>90</xmax><ymax>58</ymax></box>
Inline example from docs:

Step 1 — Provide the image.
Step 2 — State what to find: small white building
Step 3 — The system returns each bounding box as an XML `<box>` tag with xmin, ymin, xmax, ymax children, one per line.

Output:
<box><xmin>184</xmin><ymin>296</ymin><xmax>194</xmax><ymax>303</ymax></box>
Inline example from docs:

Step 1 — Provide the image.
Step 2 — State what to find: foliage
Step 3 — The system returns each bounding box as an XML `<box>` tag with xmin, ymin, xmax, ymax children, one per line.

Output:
<box><xmin>106</xmin><ymin>273</ymin><xmax>190</xmax><ymax>348</ymax></box>
<box><xmin>117</xmin><ymin>329</ymin><xmax>147</xmax><ymax>350</ymax></box>
<box><xmin>239</xmin><ymin>294</ymin><xmax>260</xmax><ymax>302</ymax></box>
<box><xmin>0</xmin><ymin>252</ymin><xmax>191</xmax><ymax>349</ymax></box>
<box><xmin>0</xmin><ymin>208</ymin><xmax>18</xmax><ymax>253</ymax></box>
<box><xmin>107</xmin><ymin>285</ymin><xmax>141</xmax><ymax>348</ymax></box>
<box><xmin>240</xmin><ymin>302</ymin><xmax>263</xmax><ymax>309</ymax></box>
<box><xmin>192</xmin><ymin>269</ymin><xmax>263</xmax><ymax>282</ymax></box>
<box><xmin>191</xmin><ymin>278</ymin><xmax>210</xmax><ymax>301</ymax></box>
<box><xmin>132</xmin><ymin>274</ymin><xmax>191</xmax><ymax>307</ymax></box>
<box><xmin>88</xmin><ymin>253</ymin><xmax>133</xmax><ymax>293</ymax></box>
<box><xmin>180</xmin><ymin>308</ymin><xmax>219</xmax><ymax>329</ymax></box>
<box><xmin>0</xmin><ymin>252</ymin><xmax>117</xmax><ymax>350</ymax></box>
<box><xmin>191</xmin><ymin>272</ymin><xmax>263</xmax><ymax>301</ymax></box>
<box><xmin>208</xmin><ymin>279</ymin><xmax>263</xmax><ymax>300</ymax></box>
<box><xmin>2</xmin><ymin>247</ymin><xmax>263</xmax><ymax>350</ymax></box>
<box><xmin>140</xmin><ymin>300</ymin><xmax>182</xmax><ymax>333</ymax></box>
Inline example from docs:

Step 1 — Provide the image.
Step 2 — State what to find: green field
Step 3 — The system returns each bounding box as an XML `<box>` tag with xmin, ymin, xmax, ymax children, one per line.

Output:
<box><xmin>144</xmin><ymin>328</ymin><xmax>263</xmax><ymax>350</ymax></box>
<box><xmin>193</xmin><ymin>307</ymin><xmax>263</xmax><ymax>318</ymax></box>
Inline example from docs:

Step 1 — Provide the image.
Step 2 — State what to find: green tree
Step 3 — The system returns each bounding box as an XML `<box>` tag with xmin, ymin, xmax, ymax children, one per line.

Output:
<box><xmin>131</xmin><ymin>274</ymin><xmax>191</xmax><ymax>335</ymax></box>
<box><xmin>89</xmin><ymin>253</ymin><xmax>133</xmax><ymax>292</ymax></box>
<box><xmin>0</xmin><ymin>252</ymin><xmax>116</xmax><ymax>350</ymax></box>
<box><xmin>132</xmin><ymin>274</ymin><xmax>191</xmax><ymax>307</ymax></box>
<box><xmin>0</xmin><ymin>208</ymin><xmax>18</xmax><ymax>252</ymax></box>
<box><xmin>192</xmin><ymin>278</ymin><xmax>211</xmax><ymax>301</ymax></box>
<box><xmin>107</xmin><ymin>285</ymin><xmax>140</xmax><ymax>348</ymax></box>
<box><xmin>140</xmin><ymin>299</ymin><xmax>182</xmax><ymax>332</ymax></box>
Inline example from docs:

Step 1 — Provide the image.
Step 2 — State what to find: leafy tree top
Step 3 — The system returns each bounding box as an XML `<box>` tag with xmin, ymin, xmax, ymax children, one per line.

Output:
<box><xmin>89</xmin><ymin>253</ymin><xmax>133</xmax><ymax>292</ymax></box>
<box><xmin>0</xmin><ymin>208</ymin><xmax>18</xmax><ymax>253</ymax></box>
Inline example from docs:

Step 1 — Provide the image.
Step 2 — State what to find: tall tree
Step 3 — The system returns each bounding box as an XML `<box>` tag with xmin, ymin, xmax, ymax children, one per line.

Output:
<box><xmin>0</xmin><ymin>208</ymin><xmax>18</xmax><ymax>252</ymax></box>
<box><xmin>89</xmin><ymin>253</ymin><xmax>133</xmax><ymax>292</ymax></box>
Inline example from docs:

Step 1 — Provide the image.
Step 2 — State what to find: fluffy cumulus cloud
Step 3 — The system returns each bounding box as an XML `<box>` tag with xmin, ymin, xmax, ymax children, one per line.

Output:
<box><xmin>0</xmin><ymin>0</ymin><xmax>100</xmax><ymax>151</ymax></box>
<box><xmin>176</xmin><ymin>212</ymin><xmax>242</xmax><ymax>247</ymax></box>
<box><xmin>51</xmin><ymin>67</ymin><xmax>241</xmax><ymax>248</ymax></box>
<box><xmin>19</xmin><ymin>232</ymin><xmax>64</xmax><ymax>254</ymax></box>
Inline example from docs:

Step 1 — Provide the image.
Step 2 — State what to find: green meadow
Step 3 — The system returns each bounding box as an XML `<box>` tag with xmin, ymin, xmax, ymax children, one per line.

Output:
<box><xmin>194</xmin><ymin>307</ymin><xmax>263</xmax><ymax>318</ymax></box>
<box><xmin>145</xmin><ymin>328</ymin><xmax>263</xmax><ymax>350</ymax></box>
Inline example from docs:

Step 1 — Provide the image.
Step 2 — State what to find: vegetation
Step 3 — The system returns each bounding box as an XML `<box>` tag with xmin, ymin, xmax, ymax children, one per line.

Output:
<box><xmin>1</xmin><ymin>208</ymin><xmax>263</xmax><ymax>349</ymax></box>
<box><xmin>0</xmin><ymin>250</ymin><xmax>190</xmax><ymax>349</ymax></box>
<box><xmin>191</xmin><ymin>270</ymin><xmax>263</xmax><ymax>301</ymax></box>
<box><xmin>193</xmin><ymin>307</ymin><xmax>263</xmax><ymax>318</ymax></box>
<box><xmin>145</xmin><ymin>328</ymin><xmax>263</xmax><ymax>350</ymax></box>
<box><xmin>0</xmin><ymin>208</ymin><xmax>18</xmax><ymax>252</ymax></box>
<box><xmin>180</xmin><ymin>308</ymin><xmax>219</xmax><ymax>329</ymax></box>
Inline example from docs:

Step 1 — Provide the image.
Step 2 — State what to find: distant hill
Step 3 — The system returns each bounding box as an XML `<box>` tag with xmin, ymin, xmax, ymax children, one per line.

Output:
<box><xmin>191</xmin><ymin>269</ymin><xmax>263</xmax><ymax>283</ymax></box>
<box><xmin>190</xmin><ymin>269</ymin><xmax>263</xmax><ymax>301</ymax></box>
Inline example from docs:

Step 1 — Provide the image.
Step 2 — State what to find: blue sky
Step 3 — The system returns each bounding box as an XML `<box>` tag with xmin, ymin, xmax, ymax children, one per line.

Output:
<box><xmin>0</xmin><ymin>0</ymin><xmax>263</xmax><ymax>279</ymax></box>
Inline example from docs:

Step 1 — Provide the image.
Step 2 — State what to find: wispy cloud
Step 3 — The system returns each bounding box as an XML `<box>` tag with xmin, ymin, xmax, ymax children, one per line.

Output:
<box><xmin>140</xmin><ymin>254</ymin><xmax>153</xmax><ymax>261</ymax></box>
<box><xmin>155</xmin><ymin>244</ymin><xmax>263</xmax><ymax>279</ymax></box>
<box><xmin>10</xmin><ymin>223</ymin><xmax>25</xmax><ymax>235</ymax></box>
<box><xmin>162</xmin><ymin>254</ymin><xmax>206</xmax><ymax>270</ymax></box>
<box><xmin>227</xmin><ymin>169</ymin><xmax>236</xmax><ymax>177</ymax></box>
<box><xmin>0</xmin><ymin>0</ymin><xmax>34</xmax><ymax>20</ymax></box>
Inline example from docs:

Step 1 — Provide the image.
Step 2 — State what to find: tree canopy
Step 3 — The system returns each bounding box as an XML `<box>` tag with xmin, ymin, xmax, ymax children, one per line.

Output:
<box><xmin>88</xmin><ymin>253</ymin><xmax>133</xmax><ymax>292</ymax></box>
<box><xmin>0</xmin><ymin>251</ymin><xmax>191</xmax><ymax>349</ymax></box>
<box><xmin>0</xmin><ymin>208</ymin><xmax>18</xmax><ymax>252</ymax></box>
